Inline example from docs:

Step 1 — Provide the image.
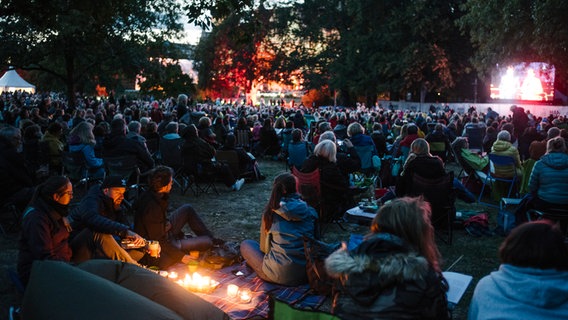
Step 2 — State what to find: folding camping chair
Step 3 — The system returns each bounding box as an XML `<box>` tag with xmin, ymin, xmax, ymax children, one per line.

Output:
<box><xmin>478</xmin><ymin>154</ymin><xmax>519</xmax><ymax>207</ymax></box>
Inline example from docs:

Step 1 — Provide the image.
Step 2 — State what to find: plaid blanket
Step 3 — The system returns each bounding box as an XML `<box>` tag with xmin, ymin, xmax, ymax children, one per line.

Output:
<box><xmin>173</xmin><ymin>262</ymin><xmax>327</xmax><ymax>319</ymax></box>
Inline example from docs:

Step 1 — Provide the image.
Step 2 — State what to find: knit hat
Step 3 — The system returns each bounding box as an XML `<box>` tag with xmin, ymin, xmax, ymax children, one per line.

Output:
<box><xmin>102</xmin><ymin>175</ymin><xmax>127</xmax><ymax>189</ymax></box>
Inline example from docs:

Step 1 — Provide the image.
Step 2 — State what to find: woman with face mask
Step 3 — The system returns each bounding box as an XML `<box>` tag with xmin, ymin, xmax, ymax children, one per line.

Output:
<box><xmin>18</xmin><ymin>175</ymin><xmax>74</xmax><ymax>286</ymax></box>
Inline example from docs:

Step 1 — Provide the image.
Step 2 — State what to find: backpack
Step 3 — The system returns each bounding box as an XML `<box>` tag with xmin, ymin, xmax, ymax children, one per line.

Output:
<box><xmin>303</xmin><ymin>237</ymin><xmax>339</xmax><ymax>296</ymax></box>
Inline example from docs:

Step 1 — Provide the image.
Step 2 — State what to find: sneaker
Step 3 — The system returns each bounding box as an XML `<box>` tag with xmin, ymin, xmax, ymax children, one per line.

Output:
<box><xmin>233</xmin><ymin>178</ymin><xmax>245</xmax><ymax>191</ymax></box>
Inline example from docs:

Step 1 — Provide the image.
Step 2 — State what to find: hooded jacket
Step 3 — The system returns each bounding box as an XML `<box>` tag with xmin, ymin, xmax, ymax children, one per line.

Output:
<box><xmin>325</xmin><ymin>233</ymin><xmax>449</xmax><ymax>320</ymax></box>
<box><xmin>261</xmin><ymin>194</ymin><xmax>318</xmax><ymax>286</ymax></box>
<box><xmin>528</xmin><ymin>152</ymin><xmax>568</xmax><ymax>204</ymax></box>
<box><xmin>469</xmin><ymin>264</ymin><xmax>568</xmax><ymax>320</ymax></box>
<box><xmin>490</xmin><ymin>140</ymin><xmax>522</xmax><ymax>177</ymax></box>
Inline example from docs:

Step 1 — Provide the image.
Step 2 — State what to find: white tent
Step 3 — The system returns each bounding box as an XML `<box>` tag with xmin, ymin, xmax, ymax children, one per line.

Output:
<box><xmin>0</xmin><ymin>68</ymin><xmax>36</xmax><ymax>93</ymax></box>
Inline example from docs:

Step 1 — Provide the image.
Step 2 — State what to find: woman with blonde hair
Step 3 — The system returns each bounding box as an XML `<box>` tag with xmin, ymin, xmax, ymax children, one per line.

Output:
<box><xmin>326</xmin><ymin>196</ymin><xmax>449</xmax><ymax>319</ymax></box>
<box><xmin>68</xmin><ymin>121</ymin><xmax>104</xmax><ymax>178</ymax></box>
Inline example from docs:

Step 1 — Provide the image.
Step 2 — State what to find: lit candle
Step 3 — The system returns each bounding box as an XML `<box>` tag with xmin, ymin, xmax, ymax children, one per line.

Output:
<box><xmin>239</xmin><ymin>288</ymin><xmax>252</xmax><ymax>303</ymax></box>
<box><xmin>227</xmin><ymin>284</ymin><xmax>239</xmax><ymax>298</ymax></box>
<box><xmin>159</xmin><ymin>271</ymin><xmax>169</xmax><ymax>277</ymax></box>
<box><xmin>168</xmin><ymin>271</ymin><xmax>178</xmax><ymax>280</ymax></box>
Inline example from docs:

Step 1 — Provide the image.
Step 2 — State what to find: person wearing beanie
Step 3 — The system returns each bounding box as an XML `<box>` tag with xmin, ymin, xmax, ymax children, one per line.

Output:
<box><xmin>68</xmin><ymin>175</ymin><xmax>145</xmax><ymax>264</ymax></box>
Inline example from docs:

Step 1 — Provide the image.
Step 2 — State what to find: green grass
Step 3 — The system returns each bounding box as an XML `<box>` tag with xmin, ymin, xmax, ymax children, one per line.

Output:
<box><xmin>0</xmin><ymin>159</ymin><xmax>505</xmax><ymax>319</ymax></box>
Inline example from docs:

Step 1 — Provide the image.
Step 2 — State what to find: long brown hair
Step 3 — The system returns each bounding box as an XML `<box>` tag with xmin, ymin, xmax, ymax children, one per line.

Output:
<box><xmin>262</xmin><ymin>172</ymin><xmax>297</xmax><ymax>231</ymax></box>
<box><xmin>369</xmin><ymin>196</ymin><xmax>441</xmax><ymax>272</ymax></box>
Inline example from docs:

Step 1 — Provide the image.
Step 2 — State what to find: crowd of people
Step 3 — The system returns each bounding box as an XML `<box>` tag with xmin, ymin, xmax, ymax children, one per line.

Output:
<box><xmin>2</xmin><ymin>89</ymin><xmax>568</xmax><ymax>318</ymax></box>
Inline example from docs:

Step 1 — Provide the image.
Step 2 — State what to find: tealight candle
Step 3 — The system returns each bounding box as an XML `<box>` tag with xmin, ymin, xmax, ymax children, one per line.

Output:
<box><xmin>227</xmin><ymin>284</ymin><xmax>239</xmax><ymax>298</ymax></box>
<box><xmin>168</xmin><ymin>271</ymin><xmax>178</xmax><ymax>280</ymax></box>
<box><xmin>159</xmin><ymin>271</ymin><xmax>169</xmax><ymax>277</ymax></box>
<box><xmin>239</xmin><ymin>288</ymin><xmax>252</xmax><ymax>303</ymax></box>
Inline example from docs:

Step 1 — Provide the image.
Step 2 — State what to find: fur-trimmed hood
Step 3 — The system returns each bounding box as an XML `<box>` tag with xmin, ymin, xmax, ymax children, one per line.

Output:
<box><xmin>325</xmin><ymin>233</ymin><xmax>429</xmax><ymax>281</ymax></box>
<box><xmin>324</xmin><ymin>233</ymin><xmax>431</xmax><ymax>306</ymax></box>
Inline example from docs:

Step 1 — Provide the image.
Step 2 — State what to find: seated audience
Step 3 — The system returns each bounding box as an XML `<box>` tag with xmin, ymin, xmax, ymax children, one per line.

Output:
<box><xmin>18</xmin><ymin>176</ymin><xmax>73</xmax><ymax>286</ymax></box>
<box><xmin>197</xmin><ymin>116</ymin><xmax>218</xmax><ymax>148</ymax></box>
<box><xmin>133</xmin><ymin>166</ymin><xmax>218</xmax><ymax>269</ymax></box>
<box><xmin>451</xmin><ymin>137</ymin><xmax>489</xmax><ymax>171</ymax></box>
<box><xmin>526</xmin><ymin>136</ymin><xmax>568</xmax><ymax>211</ymax></box>
<box><xmin>325</xmin><ymin>196</ymin><xmax>449</xmax><ymax>319</ymax></box>
<box><xmin>301</xmin><ymin>139</ymin><xmax>352</xmax><ymax>223</ymax></box>
<box><xmin>181</xmin><ymin>124</ymin><xmax>245</xmax><ymax>191</ymax></box>
<box><xmin>240</xmin><ymin>172</ymin><xmax>318</xmax><ymax>285</ymax></box>
<box><xmin>103</xmin><ymin>118</ymin><xmax>155</xmax><ymax>172</ymax></box>
<box><xmin>319</xmin><ymin>131</ymin><xmax>361</xmax><ymax>179</ymax></box>
<box><xmin>41</xmin><ymin>122</ymin><xmax>65</xmax><ymax>174</ymax></box>
<box><xmin>490</xmin><ymin>130</ymin><xmax>522</xmax><ymax>178</ymax></box>
<box><xmin>219</xmin><ymin>133</ymin><xmax>264</xmax><ymax>181</ymax></box>
<box><xmin>69</xmin><ymin>175</ymin><xmax>146</xmax><ymax>264</ymax></box>
<box><xmin>0</xmin><ymin>126</ymin><xmax>35</xmax><ymax>211</ymax></box>
<box><xmin>287</xmin><ymin>128</ymin><xmax>310</xmax><ymax>170</ymax></box>
<box><xmin>468</xmin><ymin>221</ymin><xmax>568</xmax><ymax>319</ymax></box>
<box><xmin>68</xmin><ymin>121</ymin><xmax>105</xmax><ymax>179</ymax></box>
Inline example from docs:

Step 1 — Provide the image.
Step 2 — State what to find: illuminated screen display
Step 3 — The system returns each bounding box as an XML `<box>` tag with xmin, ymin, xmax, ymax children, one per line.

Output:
<box><xmin>490</xmin><ymin>62</ymin><xmax>555</xmax><ymax>101</ymax></box>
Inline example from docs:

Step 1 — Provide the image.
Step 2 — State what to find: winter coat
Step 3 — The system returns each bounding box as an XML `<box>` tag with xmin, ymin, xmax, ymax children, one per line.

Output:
<box><xmin>469</xmin><ymin>264</ymin><xmax>568</xmax><ymax>320</ymax></box>
<box><xmin>261</xmin><ymin>194</ymin><xmax>318</xmax><ymax>286</ymax></box>
<box><xmin>0</xmin><ymin>139</ymin><xmax>35</xmax><ymax>203</ymax></box>
<box><xmin>68</xmin><ymin>136</ymin><xmax>103</xmax><ymax>169</ymax></box>
<box><xmin>396</xmin><ymin>154</ymin><xmax>446</xmax><ymax>197</ymax></box>
<box><xmin>325</xmin><ymin>233</ymin><xmax>449</xmax><ymax>320</ymax></box>
<box><xmin>102</xmin><ymin>133</ymin><xmax>154</xmax><ymax>171</ymax></box>
<box><xmin>490</xmin><ymin>140</ymin><xmax>522</xmax><ymax>177</ymax></box>
<box><xmin>41</xmin><ymin>131</ymin><xmax>64</xmax><ymax>168</ymax></box>
<box><xmin>18</xmin><ymin>197</ymin><xmax>72</xmax><ymax>285</ymax></box>
<box><xmin>301</xmin><ymin>155</ymin><xmax>351</xmax><ymax>221</ymax></box>
<box><xmin>528</xmin><ymin>152</ymin><xmax>568</xmax><ymax>205</ymax></box>
<box><xmin>69</xmin><ymin>185</ymin><xmax>130</xmax><ymax>238</ymax></box>
<box><xmin>133</xmin><ymin>190</ymin><xmax>185</xmax><ymax>269</ymax></box>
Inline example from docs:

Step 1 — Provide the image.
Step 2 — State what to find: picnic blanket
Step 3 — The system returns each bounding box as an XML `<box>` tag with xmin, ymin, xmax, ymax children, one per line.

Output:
<box><xmin>174</xmin><ymin>262</ymin><xmax>328</xmax><ymax>320</ymax></box>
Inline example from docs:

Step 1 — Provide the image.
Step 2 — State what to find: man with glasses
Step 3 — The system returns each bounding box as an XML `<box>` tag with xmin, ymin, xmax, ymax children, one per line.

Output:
<box><xmin>69</xmin><ymin>175</ymin><xmax>145</xmax><ymax>264</ymax></box>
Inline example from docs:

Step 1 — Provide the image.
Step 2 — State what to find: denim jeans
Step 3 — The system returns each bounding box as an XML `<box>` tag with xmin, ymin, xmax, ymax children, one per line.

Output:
<box><xmin>240</xmin><ymin>239</ymin><xmax>270</xmax><ymax>281</ymax></box>
<box><xmin>168</xmin><ymin>204</ymin><xmax>214</xmax><ymax>251</ymax></box>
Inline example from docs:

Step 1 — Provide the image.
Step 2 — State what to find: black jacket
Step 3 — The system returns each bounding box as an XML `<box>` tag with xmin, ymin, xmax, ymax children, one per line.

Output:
<box><xmin>133</xmin><ymin>190</ymin><xmax>185</xmax><ymax>269</ymax></box>
<box><xmin>69</xmin><ymin>185</ymin><xmax>130</xmax><ymax>238</ymax></box>
<box><xmin>102</xmin><ymin>133</ymin><xmax>154</xmax><ymax>171</ymax></box>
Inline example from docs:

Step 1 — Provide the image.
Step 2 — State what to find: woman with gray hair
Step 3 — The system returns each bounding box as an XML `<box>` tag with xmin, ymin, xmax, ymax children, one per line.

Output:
<box><xmin>490</xmin><ymin>130</ymin><xmax>522</xmax><ymax>177</ymax></box>
<box><xmin>301</xmin><ymin>139</ymin><xmax>352</xmax><ymax>223</ymax></box>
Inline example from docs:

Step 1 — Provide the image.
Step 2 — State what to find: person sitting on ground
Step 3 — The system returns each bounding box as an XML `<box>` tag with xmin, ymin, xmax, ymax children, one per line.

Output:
<box><xmin>325</xmin><ymin>196</ymin><xmax>450</xmax><ymax>320</ymax></box>
<box><xmin>240</xmin><ymin>172</ymin><xmax>318</xmax><ymax>286</ymax></box>
<box><xmin>133</xmin><ymin>166</ymin><xmax>219</xmax><ymax>269</ymax></box>
<box><xmin>181</xmin><ymin>124</ymin><xmax>244</xmax><ymax>191</ymax></box>
<box><xmin>468</xmin><ymin>221</ymin><xmax>568</xmax><ymax>320</ymax></box>
<box><xmin>219</xmin><ymin>133</ymin><xmax>264</xmax><ymax>181</ymax></box>
<box><xmin>18</xmin><ymin>176</ymin><xmax>74</xmax><ymax>286</ymax></box>
<box><xmin>67</xmin><ymin>121</ymin><xmax>105</xmax><ymax>179</ymax></box>
<box><xmin>68</xmin><ymin>175</ymin><xmax>146</xmax><ymax>264</ymax></box>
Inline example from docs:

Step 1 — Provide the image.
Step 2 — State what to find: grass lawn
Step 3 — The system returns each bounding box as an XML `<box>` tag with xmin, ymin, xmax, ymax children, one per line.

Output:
<box><xmin>0</xmin><ymin>159</ymin><xmax>504</xmax><ymax>319</ymax></box>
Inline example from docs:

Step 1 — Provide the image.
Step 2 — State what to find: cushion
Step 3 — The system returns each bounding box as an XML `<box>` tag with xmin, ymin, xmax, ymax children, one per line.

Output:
<box><xmin>78</xmin><ymin>260</ymin><xmax>225</xmax><ymax>320</ymax></box>
<box><xmin>22</xmin><ymin>260</ymin><xmax>183</xmax><ymax>320</ymax></box>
